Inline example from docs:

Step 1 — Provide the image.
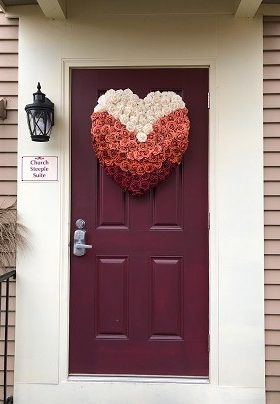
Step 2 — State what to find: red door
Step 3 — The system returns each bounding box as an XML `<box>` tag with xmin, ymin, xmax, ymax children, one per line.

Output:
<box><xmin>70</xmin><ymin>68</ymin><xmax>209</xmax><ymax>376</ymax></box>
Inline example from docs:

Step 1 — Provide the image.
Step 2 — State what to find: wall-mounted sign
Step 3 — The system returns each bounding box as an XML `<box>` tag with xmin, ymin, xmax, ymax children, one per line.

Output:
<box><xmin>21</xmin><ymin>156</ymin><xmax>58</xmax><ymax>182</ymax></box>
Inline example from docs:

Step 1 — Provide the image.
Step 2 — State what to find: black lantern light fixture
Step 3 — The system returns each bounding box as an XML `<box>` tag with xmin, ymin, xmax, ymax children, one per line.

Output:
<box><xmin>25</xmin><ymin>83</ymin><xmax>54</xmax><ymax>142</ymax></box>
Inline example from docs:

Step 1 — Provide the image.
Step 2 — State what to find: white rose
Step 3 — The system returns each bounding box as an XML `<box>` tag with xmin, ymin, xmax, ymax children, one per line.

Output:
<box><xmin>119</xmin><ymin>114</ymin><xmax>129</xmax><ymax>125</ymax></box>
<box><xmin>136</xmin><ymin>124</ymin><xmax>143</xmax><ymax>132</ymax></box>
<box><xmin>129</xmin><ymin>116</ymin><xmax>137</xmax><ymax>125</ymax></box>
<box><xmin>162</xmin><ymin>106</ymin><xmax>171</xmax><ymax>116</ymax></box>
<box><xmin>94</xmin><ymin>104</ymin><xmax>105</xmax><ymax>112</ymax></box>
<box><xmin>142</xmin><ymin>123</ymin><xmax>153</xmax><ymax>134</ymax></box>
<box><xmin>136</xmin><ymin>132</ymin><xmax>148</xmax><ymax>142</ymax></box>
<box><xmin>126</xmin><ymin>122</ymin><xmax>135</xmax><ymax>132</ymax></box>
<box><xmin>138</xmin><ymin>115</ymin><xmax>146</xmax><ymax>124</ymax></box>
<box><xmin>123</xmin><ymin>88</ymin><xmax>133</xmax><ymax>96</ymax></box>
<box><xmin>153</xmin><ymin>109</ymin><xmax>162</xmax><ymax>119</ymax></box>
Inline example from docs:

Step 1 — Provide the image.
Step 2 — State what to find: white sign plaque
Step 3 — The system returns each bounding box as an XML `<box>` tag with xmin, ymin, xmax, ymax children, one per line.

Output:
<box><xmin>21</xmin><ymin>156</ymin><xmax>58</xmax><ymax>182</ymax></box>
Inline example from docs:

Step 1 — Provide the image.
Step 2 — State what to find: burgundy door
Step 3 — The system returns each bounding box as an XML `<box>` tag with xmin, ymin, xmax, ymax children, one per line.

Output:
<box><xmin>70</xmin><ymin>68</ymin><xmax>209</xmax><ymax>376</ymax></box>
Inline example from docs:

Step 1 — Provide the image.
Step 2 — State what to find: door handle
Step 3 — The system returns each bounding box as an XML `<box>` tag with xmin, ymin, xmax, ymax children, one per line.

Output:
<box><xmin>73</xmin><ymin>219</ymin><xmax>92</xmax><ymax>257</ymax></box>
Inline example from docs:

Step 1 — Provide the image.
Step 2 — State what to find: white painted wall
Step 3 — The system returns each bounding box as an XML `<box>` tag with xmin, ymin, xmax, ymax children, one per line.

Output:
<box><xmin>14</xmin><ymin>1</ymin><xmax>265</xmax><ymax>403</ymax></box>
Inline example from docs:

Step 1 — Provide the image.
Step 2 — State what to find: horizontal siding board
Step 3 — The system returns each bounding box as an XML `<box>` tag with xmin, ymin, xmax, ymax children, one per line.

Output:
<box><xmin>0</xmin><ymin>68</ymin><xmax>17</xmax><ymax>82</ymax></box>
<box><xmin>266</xmin><ymin>361</ymin><xmax>280</xmax><ymax>376</ymax></box>
<box><xmin>264</xmin><ymin>22</ymin><xmax>280</xmax><ymax>36</ymax></box>
<box><xmin>265</xmin><ymin>226</ymin><xmax>280</xmax><ymax>239</ymax></box>
<box><xmin>264</xmin><ymin>37</ymin><xmax>280</xmax><ymax>51</ymax></box>
<box><xmin>266</xmin><ymin>391</ymin><xmax>280</xmax><ymax>403</ymax></box>
<box><xmin>266</xmin><ymin>331</ymin><xmax>280</xmax><ymax>345</ymax></box>
<box><xmin>0</xmin><ymin>26</ymin><xmax>18</xmax><ymax>40</ymax></box>
<box><xmin>0</xmin><ymin>41</ymin><xmax>18</xmax><ymax>54</ymax></box>
<box><xmin>0</xmin><ymin>326</ymin><xmax>14</xmax><ymax>341</ymax></box>
<box><xmin>265</xmin><ymin>255</ymin><xmax>280</xmax><ymax>270</ymax></box>
<box><xmin>266</xmin><ymin>346</ymin><xmax>280</xmax><ymax>361</ymax></box>
<box><xmin>266</xmin><ymin>315</ymin><xmax>280</xmax><ymax>329</ymax></box>
<box><xmin>264</xmin><ymin>66</ymin><xmax>280</xmax><ymax>80</ymax></box>
<box><xmin>264</xmin><ymin>51</ymin><xmax>280</xmax><ymax>65</ymax></box>
<box><xmin>0</xmin><ymin>82</ymin><xmax>17</xmax><ymax>96</ymax></box>
<box><xmin>0</xmin><ymin>54</ymin><xmax>17</xmax><ymax>68</ymax></box>
<box><xmin>264</xmin><ymin>94</ymin><xmax>280</xmax><ymax>108</ymax></box>
<box><xmin>266</xmin><ymin>376</ymin><xmax>280</xmax><ymax>391</ymax></box>
<box><xmin>264</xmin><ymin>153</ymin><xmax>280</xmax><ymax>166</ymax></box>
<box><xmin>0</xmin><ymin>312</ymin><xmax>15</xmax><ymax>326</ymax></box>
<box><xmin>265</xmin><ymin>285</ymin><xmax>280</xmax><ymax>299</ymax></box>
<box><xmin>264</xmin><ymin>123</ymin><xmax>280</xmax><ymax>137</ymax></box>
<box><xmin>0</xmin><ymin>139</ymin><xmax>17</xmax><ymax>152</ymax></box>
<box><xmin>5</xmin><ymin>96</ymin><xmax>18</xmax><ymax>110</ymax></box>
<box><xmin>0</xmin><ymin>357</ymin><xmax>13</xmax><ymax>371</ymax></box>
<box><xmin>0</xmin><ymin>371</ymin><xmax>14</xmax><ymax>386</ymax></box>
<box><xmin>265</xmin><ymin>211</ymin><xmax>280</xmax><ymax>225</ymax></box>
<box><xmin>0</xmin><ymin>342</ymin><xmax>14</xmax><ymax>356</ymax></box>
<box><xmin>0</xmin><ymin>110</ymin><xmax>17</xmax><ymax>125</ymax></box>
<box><xmin>0</xmin><ymin>167</ymin><xmax>16</xmax><ymax>181</ymax></box>
<box><xmin>265</xmin><ymin>167</ymin><xmax>280</xmax><ymax>180</ymax></box>
<box><xmin>0</xmin><ymin>125</ymin><xmax>17</xmax><ymax>139</ymax></box>
<box><xmin>264</xmin><ymin>138</ymin><xmax>280</xmax><ymax>151</ymax></box>
<box><xmin>266</xmin><ymin>301</ymin><xmax>280</xmax><ymax>314</ymax></box>
<box><xmin>0</xmin><ymin>15</ymin><xmax>18</xmax><ymax>27</ymax></box>
<box><xmin>265</xmin><ymin>270</ymin><xmax>280</xmax><ymax>284</ymax></box>
<box><xmin>0</xmin><ymin>181</ymin><xmax>17</xmax><ymax>195</ymax></box>
<box><xmin>265</xmin><ymin>196</ymin><xmax>280</xmax><ymax>210</ymax></box>
<box><xmin>264</xmin><ymin>80</ymin><xmax>280</xmax><ymax>94</ymax></box>
<box><xmin>0</xmin><ymin>153</ymin><xmax>17</xmax><ymax>167</ymax></box>
<box><xmin>264</xmin><ymin>109</ymin><xmax>280</xmax><ymax>123</ymax></box>
<box><xmin>0</xmin><ymin>196</ymin><xmax>16</xmax><ymax>207</ymax></box>
<box><xmin>265</xmin><ymin>182</ymin><xmax>280</xmax><ymax>196</ymax></box>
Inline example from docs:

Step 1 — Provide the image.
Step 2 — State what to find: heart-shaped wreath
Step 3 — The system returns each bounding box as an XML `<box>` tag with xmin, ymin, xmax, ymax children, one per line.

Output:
<box><xmin>91</xmin><ymin>89</ymin><xmax>190</xmax><ymax>195</ymax></box>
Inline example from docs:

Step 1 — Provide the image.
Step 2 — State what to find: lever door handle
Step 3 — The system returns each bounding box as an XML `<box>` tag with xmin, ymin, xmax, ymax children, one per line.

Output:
<box><xmin>73</xmin><ymin>219</ymin><xmax>92</xmax><ymax>257</ymax></box>
<box><xmin>75</xmin><ymin>243</ymin><xmax>92</xmax><ymax>250</ymax></box>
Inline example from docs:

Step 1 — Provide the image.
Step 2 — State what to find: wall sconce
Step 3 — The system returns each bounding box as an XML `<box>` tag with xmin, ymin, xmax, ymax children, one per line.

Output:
<box><xmin>0</xmin><ymin>98</ymin><xmax>7</xmax><ymax>120</ymax></box>
<box><xmin>25</xmin><ymin>83</ymin><xmax>54</xmax><ymax>142</ymax></box>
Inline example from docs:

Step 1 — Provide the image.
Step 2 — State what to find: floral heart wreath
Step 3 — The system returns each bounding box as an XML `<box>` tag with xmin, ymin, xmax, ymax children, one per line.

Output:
<box><xmin>90</xmin><ymin>89</ymin><xmax>190</xmax><ymax>196</ymax></box>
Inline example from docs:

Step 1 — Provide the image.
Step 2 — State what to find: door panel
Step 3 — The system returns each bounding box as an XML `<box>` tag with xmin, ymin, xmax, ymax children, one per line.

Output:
<box><xmin>70</xmin><ymin>68</ymin><xmax>209</xmax><ymax>376</ymax></box>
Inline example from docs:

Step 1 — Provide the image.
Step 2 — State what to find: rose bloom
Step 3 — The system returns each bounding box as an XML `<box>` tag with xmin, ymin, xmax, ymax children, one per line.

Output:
<box><xmin>155</xmin><ymin>123</ymin><xmax>164</xmax><ymax>133</ymax></box>
<box><xmin>101</xmin><ymin>124</ymin><xmax>111</xmax><ymax>135</ymax></box>
<box><xmin>127</xmin><ymin>151</ymin><xmax>134</xmax><ymax>160</ymax></box>
<box><xmin>105</xmin><ymin>159</ymin><xmax>115</xmax><ymax>167</ymax></box>
<box><xmin>113</xmin><ymin>132</ymin><xmax>122</xmax><ymax>142</ymax></box>
<box><xmin>153</xmin><ymin>144</ymin><xmax>162</xmax><ymax>155</ymax></box>
<box><xmin>93</xmin><ymin>125</ymin><xmax>102</xmax><ymax>136</ymax></box>
<box><xmin>97</xmin><ymin>141</ymin><xmax>107</xmax><ymax>151</ymax></box>
<box><xmin>119</xmin><ymin>145</ymin><xmax>129</xmax><ymax>154</ymax></box>
<box><xmin>166</xmin><ymin>120</ymin><xmax>177</xmax><ymax>131</ymax></box>
<box><xmin>136</xmin><ymin>165</ymin><xmax>146</xmax><ymax>175</ymax></box>
<box><xmin>174</xmin><ymin>109</ymin><xmax>184</xmax><ymax>118</ymax></box>
<box><xmin>120</xmin><ymin>138</ymin><xmax>130</xmax><ymax>147</ymax></box>
<box><xmin>114</xmin><ymin>120</ymin><xmax>123</xmax><ymax>131</ymax></box>
<box><xmin>108</xmin><ymin>149</ymin><xmax>117</xmax><ymax>158</ymax></box>
<box><xmin>120</xmin><ymin>161</ymin><xmax>130</xmax><ymax>172</ymax></box>
<box><xmin>144</xmin><ymin>163</ymin><xmax>155</xmax><ymax>173</ymax></box>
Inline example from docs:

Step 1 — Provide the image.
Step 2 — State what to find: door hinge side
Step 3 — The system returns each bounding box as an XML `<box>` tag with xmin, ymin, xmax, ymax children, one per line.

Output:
<box><xmin>208</xmin><ymin>334</ymin><xmax>210</xmax><ymax>352</ymax></box>
<box><xmin>208</xmin><ymin>92</ymin><xmax>210</xmax><ymax>109</ymax></box>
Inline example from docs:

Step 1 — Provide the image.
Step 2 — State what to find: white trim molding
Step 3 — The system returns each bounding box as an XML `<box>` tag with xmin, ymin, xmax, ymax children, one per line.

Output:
<box><xmin>235</xmin><ymin>0</ymin><xmax>262</xmax><ymax>17</ymax></box>
<box><xmin>37</xmin><ymin>0</ymin><xmax>66</xmax><ymax>19</ymax></box>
